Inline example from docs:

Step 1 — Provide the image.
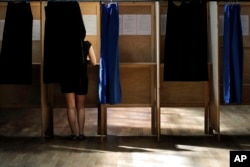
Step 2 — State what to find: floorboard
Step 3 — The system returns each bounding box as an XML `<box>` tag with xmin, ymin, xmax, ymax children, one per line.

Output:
<box><xmin>0</xmin><ymin>105</ymin><xmax>249</xmax><ymax>167</ymax></box>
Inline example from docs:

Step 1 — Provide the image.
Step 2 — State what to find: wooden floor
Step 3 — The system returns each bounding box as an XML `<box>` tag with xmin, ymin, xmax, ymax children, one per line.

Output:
<box><xmin>0</xmin><ymin>105</ymin><xmax>250</xmax><ymax>167</ymax></box>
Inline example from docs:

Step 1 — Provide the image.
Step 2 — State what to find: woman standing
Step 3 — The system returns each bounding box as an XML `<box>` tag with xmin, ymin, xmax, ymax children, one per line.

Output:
<box><xmin>61</xmin><ymin>41</ymin><xmax>97</xmax><ymax>141</ymax></box>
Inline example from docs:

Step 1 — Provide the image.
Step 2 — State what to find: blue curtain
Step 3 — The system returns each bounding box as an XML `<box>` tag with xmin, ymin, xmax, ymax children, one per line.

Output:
<box><xmin>99</xmin><ymin>3</ymin><xmax>122</xmax><ymax>104</ymax></box>
<box><xmin>223</xmin><ymin>4</ymin><xmax>244</xmax><ymax>104</ymax></box>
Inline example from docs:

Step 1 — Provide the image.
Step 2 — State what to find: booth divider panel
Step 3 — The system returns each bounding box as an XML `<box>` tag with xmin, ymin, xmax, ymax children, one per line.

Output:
<box><xmin>0</xmin><ymin>66</ymin><xmax>40</xmax><ymax>108</ymax></box>
<box><xmin>120</xmin><ymin>36</ymin><xmax>153</xmax><ymax>62</ymax></box>
<box><xmin>119</xmin><ymin>2</ymin><xmax>155</xmax><ymax>63</ymax></box>
<box><xmin>160</xmin><ymin>67</ymin><xmax>208</xmax><ymax>106</ymax></box>
<box><xmin>119</xmin><ymin>64</ymin><xmax>155</xmax><ymax>105</ymax></box>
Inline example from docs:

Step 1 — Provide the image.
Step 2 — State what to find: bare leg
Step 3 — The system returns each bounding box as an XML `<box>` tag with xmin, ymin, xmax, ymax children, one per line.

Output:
<box><xmin>64</xmin><ymin>93</ymin><xmax>78</xmax><ymax>136</ymax></box>
<box><xmin>76</xmin><ymin>94</ymin><xmax>86</xmax><ymax>136</ymax></box>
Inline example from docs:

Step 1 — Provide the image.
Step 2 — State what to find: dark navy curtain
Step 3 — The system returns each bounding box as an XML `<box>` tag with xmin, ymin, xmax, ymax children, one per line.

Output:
<box><xmin>0</xmin><ymin>2</ymin><xmax>33</xmax><ymax>84</ymax></box>
<box><xmin>223</xmin><ymin>4</ymin><xmax>243</xmax><ymax>104</ymax></box>
<box><xmin>99</xmin><ymin>3</ymin><xmax>122</xmax><ymax>104</ymax></box>
<box><xmin>164</xmin><ymin>0</ymin><xmax>208</xmax><ymax>81</ymax></box>
<box><xmin>43</xmin><ymin>1</ymin><xmax>86</xmax><ymax>84</ymax></box>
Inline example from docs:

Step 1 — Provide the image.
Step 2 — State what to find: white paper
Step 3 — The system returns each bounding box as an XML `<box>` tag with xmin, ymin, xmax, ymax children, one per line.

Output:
<box><xmin>32</xmin><ymin>20</ymin><xmax>40</xmax><ymax>40</ymax></box>
<box><xmin>161</xmin><ymin>14</ymin><xmax>167</xmax><ymax>36</ymax></box>
<box><xmin>136</xmin><ymin>15</ymin><xmax>151</xmax><ymax>35</ymax></box>
<box><xmin>241</xmin><ymin>15</ymin><xmax>249</xmax><ymax>36</ymax></box>
<box><xmin>0</xmin><ymin>20</ymin><xmax>40</xmax><ymax>41</ymax></box>
<box><xmin>0</xmin><ymin>20</ymin><xmax>5</xmax><ymax>40</ymax></box>
<box><xmin>119</xmin><ymin>15</ymin><xmax>123</xmax><ymax>35</ymax></box>
<box><xmin>82</xmin><ymin>15</ymin><xmax>97</xmax><ymax>35</ymax></box>
<box><xmin>122</xmin><ymin>14</ymin><xmax>137</xmax><ymax>35</ymax></box>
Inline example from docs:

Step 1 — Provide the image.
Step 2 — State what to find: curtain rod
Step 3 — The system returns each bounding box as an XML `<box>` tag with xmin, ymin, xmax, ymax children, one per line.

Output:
<box><xmin>157</xmin><ymin>0</ymin><xmax>249</xmax><ymax>1</ymax></box>
<box><xmin>0</xmin><ymin>0</ymin><xmax>40</xmax><ymax>1</ymax></box>
<box><xmin>38</xmin><ymin>0</ymin><xmax>250</xmax><ymax>2</ymax></box>
<box><xmin>38</xmin><ymin>0</ymin><xmax>164</xmax><ymax>1</ymax></box>
<box><xmin>0</xmin><ymin>0</ymin><xmax>245</xmax><ymax>2</ymax></box>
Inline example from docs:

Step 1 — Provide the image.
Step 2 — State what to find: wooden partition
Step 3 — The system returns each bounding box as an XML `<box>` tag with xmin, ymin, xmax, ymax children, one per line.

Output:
<box><xmin>99</xmin><ymin>1</ymin><xmax>157</xmax><ymax>138</ymax></box>
<box><xmin>40</xmin><ymin>1</ymin><xmax>100</xmax><ymax>138</ymax></box>
<box><xmin>157</xmin><ymin>1</ymin><xmax>220</xmax><ymax>140</ymax></box>
<box><xmin>0</xmin><ymin>2</ymin><xmax>41</xmax><ymax>108</ymax></box>
<box><xmin>218</xmin><ymin>2</ymin><xmax>250</xmax><ymax>104</ymax></box>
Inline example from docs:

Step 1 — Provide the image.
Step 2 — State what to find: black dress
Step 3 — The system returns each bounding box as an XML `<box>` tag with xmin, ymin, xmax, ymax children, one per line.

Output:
<box><xmin>164</xmin><ymin>0</ymin><xmax>208</xmax><ymax>81</ymax></box>
<box><xmin>60</xmin><ymin>41</ymin><xmax>91</xmax><ymax>95</ymax></box>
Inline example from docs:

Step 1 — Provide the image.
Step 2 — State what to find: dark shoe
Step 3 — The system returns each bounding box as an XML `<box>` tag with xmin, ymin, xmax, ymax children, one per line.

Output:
<box><xmin>69</xmin><ymin>135</ymin><xmax>78</xmax><ymax>141</ymax></box>
<box><xmin>78</xmin><ymin>134</ymin><xmax>86</xmax><ymax>141</ymax></box>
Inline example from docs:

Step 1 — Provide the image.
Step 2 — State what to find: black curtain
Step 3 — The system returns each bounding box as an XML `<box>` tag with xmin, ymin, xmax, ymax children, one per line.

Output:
<box><xmin>164</xmin><ymin>0</ymin><xmax>208</xmax><ymax>81</ymax></box>
<box><xmin>0</xmin><ymin>2</ymin><xmax>33</xmax><ymax>84</ymax></box>
<box><xmin>43</xmin><ymin>1</ymin><xmax>86</xmax><ymax>84</ymax></box>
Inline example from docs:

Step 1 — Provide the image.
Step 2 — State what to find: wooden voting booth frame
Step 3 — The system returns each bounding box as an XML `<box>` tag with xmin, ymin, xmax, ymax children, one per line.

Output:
<box><xmin>98</xmin><ymin>1</ymin><xmax>157</xmax><ymax>142</ymax></box>
<box><xmin>156</xmin><ymin>1</ymin><xmax>220</xmax><ymax>141</ymax></box>
<box><xmin>40</xmin><ymin>0</ymin><xmax>157</xmax><ymax>142</ymax></box>
<box><xmin>40</xmin><ymin>1</ymin><xmax>101</xmax><ymax>139</ymax></box>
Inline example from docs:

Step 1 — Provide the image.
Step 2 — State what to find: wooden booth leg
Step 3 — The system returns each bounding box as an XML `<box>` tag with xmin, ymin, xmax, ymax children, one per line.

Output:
<box><xmin>204</xmin><ymin>81</ymin><xmax>210</xmax><ymax>134</ymax></box>
<box><xmin>97</xmin><ymin>104</ymin><xmax>102</xmax><ymax>135</ymax></box>
<box><xmin>151</xmin><ymin>106</ymin><xmax>156</xmax><ymax>135</ymax></box>
<box><xmin>45</xmin><ymin>84</ymin><xmax>54</xmax><ymax>138</ymax></box>
<box><xmin>157</xmin><ymin>105</ymin><xmax>161</xmax><ymax>142</ymax></box>
<box><xmin>98</xmin><ymin>104</ymin><xmax>107</xmax><ymax>135</ymax></box>
<box><xmin>205</xmin><ymin>106</ymin><xmax>210</xmax><ymax>134</ymax></box>
<box><xmin>98</xmin><ymin>104</ymin><xmax>107</xmax><ymax>143</ymax></box>
<box><xmin>45</xmin><ymin>105</ymin><xmax>54</xmax><ymax>138</ymax></box>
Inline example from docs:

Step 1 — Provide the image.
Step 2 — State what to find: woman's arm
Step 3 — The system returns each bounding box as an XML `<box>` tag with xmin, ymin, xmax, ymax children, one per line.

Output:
<box><xmin>88</xmin><ymin>45</ymin><xmax>97</xmax><ymax>66</ymax></box>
